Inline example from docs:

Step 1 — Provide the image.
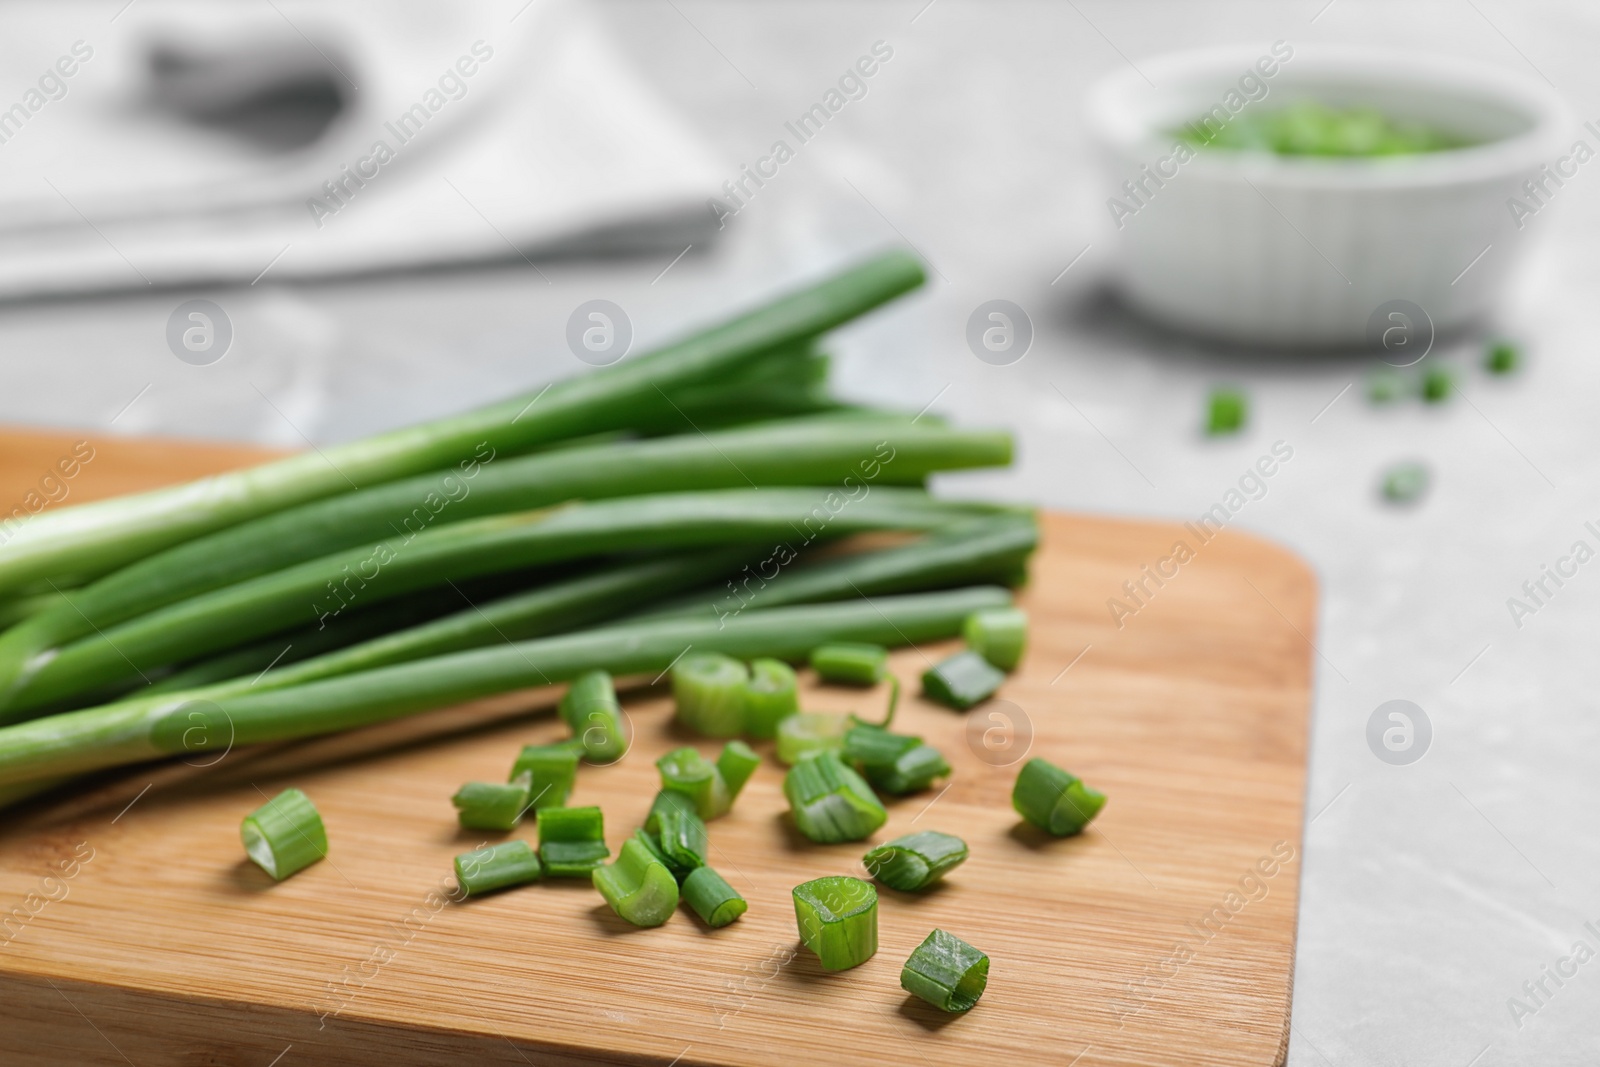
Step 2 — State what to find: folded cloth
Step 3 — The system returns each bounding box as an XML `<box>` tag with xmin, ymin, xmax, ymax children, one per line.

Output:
<box><xmin>0</xmin><ymin>0</ymin><xmax>722</xmax><ymax>298</ymax></box>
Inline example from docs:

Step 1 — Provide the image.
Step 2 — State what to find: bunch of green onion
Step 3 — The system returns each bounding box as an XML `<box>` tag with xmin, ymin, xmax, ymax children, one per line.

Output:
<box><xmin>0</xmin><ymin>248</ymin><xmax>1040</xmax><ymax>812</ymax></box>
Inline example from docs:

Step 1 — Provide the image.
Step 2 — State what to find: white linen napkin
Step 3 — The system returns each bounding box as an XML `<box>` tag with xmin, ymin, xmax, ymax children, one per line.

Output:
<box><xmin>0</xmin><ymin>0</ymin><xmax>721</xmax><ymax>298</ymax></box>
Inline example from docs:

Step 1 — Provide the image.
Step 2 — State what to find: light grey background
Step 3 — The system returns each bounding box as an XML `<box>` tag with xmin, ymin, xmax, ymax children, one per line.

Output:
<box><xmin>8</xmin><ymin>2</ymin><xmax>1600</xmax><ymax>1063</ymax></box>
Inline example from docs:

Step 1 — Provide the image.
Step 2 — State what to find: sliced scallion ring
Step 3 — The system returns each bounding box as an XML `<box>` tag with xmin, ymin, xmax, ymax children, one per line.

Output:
<box><xmin>451</xmin><ymin>772</ymin><xmax>531</xmax><ymax>831</ymax></box>
<box><xmin>793</xmin><ymin>875</ymin><xmax>878</xmax><ymax>971</ymax></box>
<box><xmin>509</xmin><ymin>743</ymin><xmax>580</xmax><ymax>811</ymax></box>
<box><xmin>645</xmin><ymin>791</ymin><xmax>708</xmax><ymax>879</ymax></box>
<box><xmin>810</xmin><ymin>642</ymin><xmax>889</xmax><ymax>685</ymax></box>
<box><xmin>741</xmin><ymin>658</ymin><xmax>799</xmax><ymax>740</ymax></box>
<box><xmin>863</xmin><ymin>831</ymin><xmax>968</xmax><ymax>891</ymax></box>
<box><xmin>921</xmin><ymin>649</ymin><xmax>1004</xmax><ymax>710</ymax></box>
<box><xmin>962</xmin><ymin>607</ymin><xmax>1028</xmax><ymax>671</ymax></box>
<box><xmin>900</xmin><ymin>928</ymin><xmax>989</xmax><ymax>1012</ymax></box>
<box><xmin>240</xmin><ymin>787</ymin><xmax>327</xmax><ymax>881</ymax></box>
<box><xmin>842</xmin><ymin>725</ymin><xmax>949</xmax><ymax>795</ymax></box>
<box><xmin>683</xmin><ymin>866</ymin><xmax>747</xmax><ymax>928</ymax></box>
<box><xmin>716</xmin><ymin>740</ymin><xmax>760</xmax><ymax>803</ymax></box>
<box><xmin>593</xmin><ymin>837</ymin><xmax>679</xmax><ymax>927</ymax></box>
<box><xmin>559</xmin><ymin>669</ymin><xmax>629</xmax><ymax>763</ymax></box>
<box><xmin>783</xmin><ymin>750</ymin><xmax>886</xmax><ymax>843</ymax></box>
<box><xmin>1012</xmin><ymin>757</ymin><xmax>1105</xmax><ymax>836</ymax></box>
<box><xmin>672</xmin><ymin>652</ymin><xmax>749</xmax><ymax>737</ymax></box>
<box><xmin>656</xmin><ymin>746</ymin><xmax>731</xmax><ymax>819</ymax></box>
<box><xmin>454</xmin><ymin>840</ymin><xmax>542</xmax><ymax>897</ymax></box>
<box><xmin>775</xmin><ymin>711</ymin><xmax>848</xmax><ymax>766</ymax></box>
<box><xmin>537</xmin><ymin>804</ymin><xmax>610</xmax><ymax>875</ymax></box>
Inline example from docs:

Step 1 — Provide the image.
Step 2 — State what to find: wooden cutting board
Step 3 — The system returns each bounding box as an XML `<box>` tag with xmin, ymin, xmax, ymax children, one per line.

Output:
<box><xmin>0</xmin><ymin>427</ymin><xmax>1314</xmax><ymax>1067</ymax></box>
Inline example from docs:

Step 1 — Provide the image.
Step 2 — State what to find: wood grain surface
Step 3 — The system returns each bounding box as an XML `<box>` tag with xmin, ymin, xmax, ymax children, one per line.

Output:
<box><xmin>0</xmin><ymin>426</ymin><xmax>1314</xmax><ymax>1067</ymax></box>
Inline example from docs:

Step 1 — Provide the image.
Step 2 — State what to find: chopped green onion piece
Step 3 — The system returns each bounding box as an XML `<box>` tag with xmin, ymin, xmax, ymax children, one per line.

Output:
<box><xmin>962</xmin><ymin>607</ymin><xmax>1028</xmax><ymax>671</ymax></box>
<box><xmin>842</xmin><ymin>724</ymin><xmax>946</xmax><ymax>794</ymax></box>
<box><xmin>673</xmin><ymin>652</ymin><xmax>749</xmax><ymax>737</ymax></box>
<box><xmin>657</xmin><ymin>746</ymin><xmax>731</xmax><ymax>819</ymax></box>
<box><xmin>891</xmin><ymin>744</ymin><xmax>951</xmax><ymax>792</ymax></box>
<box><xmin>811</xmin><ymin>642</ymin><xmax>889</xmax><ymax>685</ymax></box>
<box><xmin>1381</xmin><ymin>461</ymin><xmax>1430</xmax><ymax>505</ymax></box>
<box><xmin>1421</xmin><ymin>365</ymin><xmax>1452</xmax><ymax>402</ymax></box>
<box><xmin>863</xmin><ymin>831</ymin><xmax>968</xmax><ymax>891</ymax></box>
<box><xmin>716</xmin><ymin>740</ymin><xmax>761</xmax><ymax>802</ymax></box>
<box><xmin>509</xmin><ymin>743</ymin><xmax>580</xmax><ymax>811</ymax></box>
<box><xmin>592</xmin><ymin>837</ymin><xmax>679</xmax><ymax>927</ymax></box>
<box><xmin>537</xmin><ymin>804</ymin><xmax>610</xmax><ymax>875</ymax></box>
<box><xmin>900</xmin><ymin>929</ymin><xmax>989</xmax><ymax>1012</ymax></box>
<box><xmin>451</xmin><ymin>772</ymin><xmax>531</xmax><ymax>831</ymax></box>
<box><xmin>454</xmin><ymin>840</ymin><xmax>542</xmax><ymax>897</ymax></box>
<box><xmin>645</xmin><ymin>791</ymin><xmax>708</xmax><ymax>878</ymax></box>
<box><xmin>793</xmin><ymin>876</ymin><xmax>878</xmax><ymax>970</ymax></box>
<box><xmin>683</xmin><ymin>866</ymin><xmax>748</xmax><ymax>928</ymax></box>
<box><xmin>1012</xmin><ymin>757</ymin><xmax>1106</xmax><ymax>836</ymax></box>
<box><xmin>783</xmin><ymin>750</ymin><xmax>886</xmax><ymax>843</ymax></box>
<box><xmin>842</xmin><ymin>723</ymin><xmax>913</xmax><ymax>766</ymax></box>
<box><xmin>1486</xmin><ymin>340</ymin><xmax>1520</xmax><ymax>374</ymax></box>
<box><xmin>1367</xmin><ymin>369</ymin><xmax>1405</xmax><ymax>405</ymax></box>
<box><xmin>1206</xmin><ymin>388</ymin><xmax>1247</xmax><ymax>434</ymax></box>
<box><xmin>741</xmin><ymin>658</ymin><xmax>799</xmax><ymax>739</ymax></box>
<box><xmin>776</xmin><ymin>712</ymin><xmax>848</xmax><ymax>766</ymax></box>
<box><xmin>921</xmin><ymin>649</ymin><xmax>1005</xmax><ymax>710</ymax></box>
<box><xmin>240</xmin><ymin>787</ymin><xmax>327</xmax><ymax>881</ymax></box>
<box><xmin>559</xmin><ymin>670</ymin><xmax>628</xmax><ymax>763</ymax></box>
<box><xmin>631</xmin><ymin>828</ymin><xmax>693</xmax><ymax>885</ymax></box>
<box><xmin>632</xmin><ymin>826</ymin><xmax>673</xmax><ymax>866</ymax></box>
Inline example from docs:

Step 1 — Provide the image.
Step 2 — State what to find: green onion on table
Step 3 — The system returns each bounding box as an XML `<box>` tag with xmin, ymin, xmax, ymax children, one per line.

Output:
<box><xmin>537</xmin><ymin>805</ymin><xmax>609</xmax><ymax>876</ymax></box>
<box><xmin>716</xmin><ymin>740</ymin><xmax>760</xmax><ymax>799</ymax></box>
<box><xmin>793</xmin><ymin>876</ymin><xmax>879</xmax><ymax>971</ymax></box>
<box><xmin>558</xmin><ymin>670</ymin><xmax>629</xmax><ymax>764</ymax></box>
<box><xmin>842</xmin><ymin>724</ymin><xmax>950</xmax><ymax>795</ymax></box>
<box><xmin>784</xmin><ymin>750</ymin><xmax>887</xmax><ymax>843</ymax></box>
<box><xmin>0</xmin><ymin>248</ymin><xmax>1059</xmax><ymax>1020</ymax></box>
<box><xmin>0</xmin><ymin>249</ymin><xmax>927</xmax><ymax>599</ymax></box>
<box><xmin>643</xmin><ymin>791</ymin><xmax>708</xmax><ymax>880</ymax></box>
<box><xmin>593</xmin><ymin>837</ymin><xmax>679</xmax><ymax>928</ymax></box>
<box><xmin>159</xmin><ymin>511</ymin><xmax>1034</xmax><ymax>712</ymax></box>
<box><xmin>963</xmin><ymin>606</ymin><xmax>1028</xmax><ymax>671</ymax></box>
<box><xmin>810</xmin><ymin>643</ymin><xmax>890</xmax><ymax>686</ymax></box>
<box><xmin>683</xmin><ymin>867</ymin><xmax>747</xmax><ymax>928</ymax></box>
<box><xmin>776</xmin><ymin>712</ymin><xmax>850</xmax><ymax>766</ymax></box>
<box><xmin>863</xmin><ymin>831</ymin><xmax>969</xmax><ymax>891</ymax></box>
<box><xmin>0</xmin><ymin>488</ymin><xmax>1004</xmax><ymax>717</ymax></box>
<box><xmin>155</xmin><ymin>551</ymin><xmax>748</xmax><ymax>701</ymax></box>
<box><xmin>0</xmin><ymin>586</ymin><xmax>1013</xmax><ymax>793</ymax></box>
<box><xmin>637</xmin><ymin>511</ymin><xmax>1038</xmax><ymax>623</ymax></box>
<box><xmin>1012</xmin><ymin>758</ymin><xmax>1107</xmax><ymax>836</ymax></box>
<box><xmin>451</xmin><ymin>774</ymin><xmax>532</xmax><ymax>832</ymax></box>
<box><xmin>0</xmin><ymin>415</ymin><xmax>1012</xmax><ymax>700</ymax></box>
<box><xmin>738</xmin><ymin>659</ymin><xmax>799</xmax><ymax>740</ymax></box>
<box><xmin>240</xmin><ymin>787</ymin><xmax>327</xmax><ymax>882</ymax></box>
<box><xmin>900</xmin><ymin>929</ymin><xmax>989</xmax><ymax>1012</ymax></box>
<box><xmin>455</xmin><ymin>840</ymin><xmax>542</xmax><ymax>898</ymax></box>
<box><xmin>508</xmin><ymin>744</ymin><xmax>580</xmax><ymax>812</ymax></box>
<box><xmin>656</xmin><ymin>746</ymin><xmax>732</xmax><ymax>820</ymax></box>
<box><xmin>921</xmin><ymin>649</ymin><xmax>1006</xmax><ymax>710</ymax></box>
<box><xmin>671</xmin><ymin>653</ymin><xmax>750</xmax><ymax>738</ymax></box>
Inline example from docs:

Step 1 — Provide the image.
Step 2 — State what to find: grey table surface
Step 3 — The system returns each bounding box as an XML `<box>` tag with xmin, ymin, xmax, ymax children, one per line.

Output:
<box><xmin>8</xmin><ymin>1</ymin><xmax>1600</xmax><ymax>1063</ymax></box>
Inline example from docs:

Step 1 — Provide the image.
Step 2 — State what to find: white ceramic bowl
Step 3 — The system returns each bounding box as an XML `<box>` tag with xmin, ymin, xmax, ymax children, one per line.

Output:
<box><xmin>1085</xmin><ymin>46</ymin><xmax>1571</xmax><ymax>346</ymax></box>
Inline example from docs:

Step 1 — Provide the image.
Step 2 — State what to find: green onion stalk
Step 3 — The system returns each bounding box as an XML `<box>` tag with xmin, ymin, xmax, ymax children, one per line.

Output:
<box><xmin>162</xmin><ymin>511</ymin><xmax>1035</xmax><ymax>700</ymax></box>
<box><xmin>0</xmin><ymin>586</ymin><xmax>1010</xmax><ymax>793</ymax></box>
<box><xmin>0</xmin><ymin>250</ymin><xmax>926</xmax><ymax>599</ymax></box>
<box><xmin>0</xmin><ymin>488</ymin><xmax>1005</xmax><ymax>717</ymax></box>
<box><xmin>2</xmin><ymin>416</ymin><xmax>1012</xmax><ymax>685</ymax></box>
